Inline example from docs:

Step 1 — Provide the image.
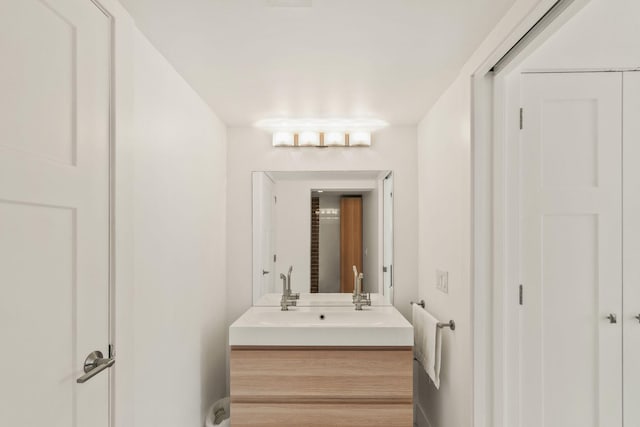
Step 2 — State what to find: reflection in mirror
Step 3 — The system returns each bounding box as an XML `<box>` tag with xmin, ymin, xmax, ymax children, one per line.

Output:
<box><xmin>252</xmin><ymin>171</ymin><xmax>394</xmax><ymax>306</ymax></box>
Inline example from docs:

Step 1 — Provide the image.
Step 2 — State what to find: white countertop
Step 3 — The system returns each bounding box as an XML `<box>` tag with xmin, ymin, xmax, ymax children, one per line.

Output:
<box><xmin>229</xmin><ymin>305</ymin><xmax>413</xmax><ymax>347</ymax></box>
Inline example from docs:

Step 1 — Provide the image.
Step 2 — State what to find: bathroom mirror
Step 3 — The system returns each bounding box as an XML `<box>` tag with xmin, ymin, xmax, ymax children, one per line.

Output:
<box><xmin>252</xmin><ymin>171</ymin><xmax>394</xmax><ymax>306</ymax></box>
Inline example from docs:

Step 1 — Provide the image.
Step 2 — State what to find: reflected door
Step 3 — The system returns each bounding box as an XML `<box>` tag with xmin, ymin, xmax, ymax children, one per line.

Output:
<box><xmin>383</xmin><ymin>174</ymin><xmax>394</xmax><ymax>304</ymax></box>
<box><xmin>262</xmin><ymin>177</ymin><xmax>276</xmax><ymax>294</ymax></box>
<box><xmin>253</xmin><ymin>172</ymin><xmax>276</xmax><ymax>300</ymax></box>
<box><xmin>340</xmin><ymin>197</ymin><xmax>363</xmax><ymax>293</ymax></box>
<box><xmin>520</xmin><ymin>72</ymin><xmax>623</xmax><ymax>427</ymax></box>
<box><xmin>0</xmin><ymin>0</ymin><xmax>111</xmax><ymax>425</ymax></box>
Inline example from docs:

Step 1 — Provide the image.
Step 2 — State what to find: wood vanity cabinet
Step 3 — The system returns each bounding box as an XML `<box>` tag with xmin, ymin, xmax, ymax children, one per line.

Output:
<box><xmin>229</xmin><ymin>346</ymin><xmax>413</xmax><ymax>427</ymax></box>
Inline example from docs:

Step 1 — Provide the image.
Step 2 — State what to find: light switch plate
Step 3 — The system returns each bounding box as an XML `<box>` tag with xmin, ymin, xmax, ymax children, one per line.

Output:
<box><xmin>436</xmin><ymin>270</ymin><xmax>449</xmax><ymax>294</ymax></box>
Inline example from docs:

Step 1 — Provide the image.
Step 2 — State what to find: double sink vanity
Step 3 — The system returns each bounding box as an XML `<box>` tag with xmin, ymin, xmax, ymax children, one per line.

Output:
<box><xmin>229</xmin><ymin>295</ymin><xmax>414</xmax><ymax>427</ymax></box>
<box><xmin>230</xmin><ymin>170</ymin><xmax>413</xmax><ymax>426</ymax></box>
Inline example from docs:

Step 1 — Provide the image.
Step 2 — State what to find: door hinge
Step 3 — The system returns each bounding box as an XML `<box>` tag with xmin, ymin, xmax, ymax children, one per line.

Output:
<box><xmin>273</xmin><ymin>254</ymin><xmax>276</xmax><ymax>263</ymax></box>
<box><xmin>519</xmin><ymin>108</ymin><xmax>524</xmax><ymax>130</ymax></box>
<box><xmin>274</xmin><ymin>196</ymin><xmax>277</xmax><ymax>204</ymax></box>
<box><xmin>108</xmin><ymin>344</ymin><xmax>114</xmax><ymax>358</ymax></box>
<box><xmin>519</xmin><ymin>284</ymin><xmax>524</xmax><ymax>305</ymax></box>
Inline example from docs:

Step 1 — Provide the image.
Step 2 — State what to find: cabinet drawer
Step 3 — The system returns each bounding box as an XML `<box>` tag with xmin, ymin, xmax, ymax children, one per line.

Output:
<box><xmin>231</xmin><ymin>403</ymin><xmax>413</xmax><ymax>427</ymax></box>
<box><xmin>230</xmin><ymin>347</ymin><xmax>413</xmax><ymax>402</ymax></box>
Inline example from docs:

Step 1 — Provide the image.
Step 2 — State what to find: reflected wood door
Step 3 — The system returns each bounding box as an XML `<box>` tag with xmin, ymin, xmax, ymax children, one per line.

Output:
<box><xmin>340</xmin><ymin>197</ymin><xmax>363</xmax><ymax>293</ymax></box>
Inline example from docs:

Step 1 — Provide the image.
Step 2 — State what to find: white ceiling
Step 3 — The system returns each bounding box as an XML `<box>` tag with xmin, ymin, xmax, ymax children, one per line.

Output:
<box><xmin>119</xmin><ymin>0</ymin><xmax>515</xmax><ymax>126</ymax></box>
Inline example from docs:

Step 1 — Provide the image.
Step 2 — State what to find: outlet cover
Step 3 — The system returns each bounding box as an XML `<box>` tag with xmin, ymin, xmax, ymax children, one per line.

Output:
<box><xmin>436</xmin><ymin>270</ymin><xmax>449</xmax><ymax>294</ymax></box>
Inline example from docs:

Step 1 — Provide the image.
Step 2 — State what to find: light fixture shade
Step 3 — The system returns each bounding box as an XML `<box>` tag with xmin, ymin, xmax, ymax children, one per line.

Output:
<box><xmin>349</xmin><ymin>131</ymin><xmax>371</xmax><ymax>147</ymax></box>
<box><xmin>273</xmin><ymin>131</ymin><xmax>295</xmax><ymax>147</ymax></box>
<box><xmin>298</xmin><ymin>131</ymin><xmax>321</xmax><ymax>147</ymax></box>
<box><xmin>324</xmin><ymin>132</ymin><xmax>346</xmax><ymax>147</ymax></box>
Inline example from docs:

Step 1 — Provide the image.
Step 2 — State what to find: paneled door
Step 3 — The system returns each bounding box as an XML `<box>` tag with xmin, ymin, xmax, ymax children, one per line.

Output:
<box><xmin>252</xmin><ymin>173</ymin><xmax>276</xmax><ymax>302</ymax></box>
<box><xmin>519</xmin><ymin>72</ymin><xmax>623</xmax><ymax>427</ymax></box>
<box><xmin>623</xmin><ymin>71</ymin><xmax>640</xmax><ymax>427</ymax></box>
<box><xmin>261</xmin><ymin>174</ymin><xmax>276</xmax><ymax>295</ymax></box>
<box><xmin>0</xmin><ymin>0</ymin><xmax>112</xmax><ymax>426</ymax></box>
<box><xmin>383</xmin><ymin>173</ymin><xmax>394</xmax><ymax>304</ymax></box>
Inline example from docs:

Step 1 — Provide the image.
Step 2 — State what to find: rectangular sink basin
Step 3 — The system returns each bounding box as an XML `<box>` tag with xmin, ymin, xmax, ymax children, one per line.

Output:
<box><xmin>229</xmin><ymin>306</ymin><xmax>413</xmax><ymax>347</ymax></box>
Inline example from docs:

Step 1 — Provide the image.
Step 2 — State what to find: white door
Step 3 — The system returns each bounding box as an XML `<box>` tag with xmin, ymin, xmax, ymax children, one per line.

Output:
<box><xmin>261</xmin><ymin>174</ymin><xmax>276</xmax><ymax>295</ymax></box>
<box><xmin>623</xmin><ymin>71</ymin><xmax>640</xmax><ymax>427</ymax></box>
<box><xmin>0</xmin><ymin>0</ymin><xmax>112</xmax><ymax>426</ymax></box>
<box><xmin>252</xmin><ymin>172</ymin><xmax>276</xmax><ymax>302</ymax></box>
<box><xmin>520</xmin><ymin>72</ymin><xmax>623</xmax><ymax>427</ymax></box>
<box><xmin>383</xmin><ymin>173</ymin><xmax>393</xmax><ymax>304</ymax></box>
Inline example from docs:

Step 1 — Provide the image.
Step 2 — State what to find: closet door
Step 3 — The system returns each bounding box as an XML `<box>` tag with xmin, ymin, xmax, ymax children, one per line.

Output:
<box><xmin>519</xmin><ymin>72</ymin><xmax>623</xmax><ymax>427</ymax></box>
<box><xmin>623</xmin><ymin>71</ymin><xmax>640</xmax><ymax>427</ymax></box>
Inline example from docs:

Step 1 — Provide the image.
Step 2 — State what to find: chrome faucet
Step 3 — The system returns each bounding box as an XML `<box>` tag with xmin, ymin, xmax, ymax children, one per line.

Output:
<box><xmin>287</xmin><ymin>265</ymin><xmax>299</xmax><ymax>300</ymax></box>
<box><xmin>280</xmin><ymin>273</ymin><xmax>296</xmax><ymax>311</ymax></box>
<box><xmin>352</xmin><ymin>266</ymin><xmax>371</xmax><ymax>310</ymax></box>
<box><xmin>352</xmin><ymin>266</ymin><xmax>359</xmax><ymax>302</ymax></box>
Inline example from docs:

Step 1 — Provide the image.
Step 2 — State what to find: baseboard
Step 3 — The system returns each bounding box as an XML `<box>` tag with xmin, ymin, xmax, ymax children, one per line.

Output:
<box><xmin>414</xmin><ymin>401</ymin><xmax>432</xmax><ymax>427</ymax></box>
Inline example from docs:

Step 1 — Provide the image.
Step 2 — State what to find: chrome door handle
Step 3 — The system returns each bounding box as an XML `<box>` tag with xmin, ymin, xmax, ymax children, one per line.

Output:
<box><xmin>77</xmin><ymin>351</ymin><xmax>115</xmax><ymax>384</ymax></box>
<box><xmin>262</xmin><ymin>270</ymin><xmax>270</xmax><ymax>275</ymax></box>
<box><xmin>606</xmin><ymin>313</ymin><xmax>617</xmax><ymax>324</ymax></box>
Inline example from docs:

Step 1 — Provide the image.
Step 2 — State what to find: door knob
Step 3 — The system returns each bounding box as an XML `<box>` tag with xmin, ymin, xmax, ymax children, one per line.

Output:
<box><xmin>606</xmin><ymin>313</ymin><xmax>617</xmax><ymax>324</ymax></box>
<box><xmin>635</xmin><ymin>314</ymin><xmax>640</xmax><ymax>323</ymax></box>
<box><xmin>77</xmin><ymin>350</ymin><xmax>115</xmax><ymax>384</ymax></box>
<box><xmin>262</xmin><ymin>269</ymin><xmax>270</xmax><ymax>275</ymax></box>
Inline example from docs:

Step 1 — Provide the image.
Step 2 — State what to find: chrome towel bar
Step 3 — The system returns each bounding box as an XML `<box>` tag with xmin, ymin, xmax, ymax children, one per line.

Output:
<box><xmin>410</xmin><ymin>300</ymin><xmax>456</xmax><ymax>331</ymax></box>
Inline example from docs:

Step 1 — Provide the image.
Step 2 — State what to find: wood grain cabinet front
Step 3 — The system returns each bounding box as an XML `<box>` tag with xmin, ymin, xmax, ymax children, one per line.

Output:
<box><xmin>231</xmin><ymin>403</ymin><xmax>413</xmax><ymax>427</ymax></box>
<box><xmin>229</xmin><ymin>347</ymin><xmax>413</xmax><ymax>427</ymax></box>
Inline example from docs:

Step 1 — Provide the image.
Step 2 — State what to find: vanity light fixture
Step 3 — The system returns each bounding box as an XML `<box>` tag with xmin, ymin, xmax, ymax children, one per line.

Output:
<box><xmin>258</xmin><ymin>118</ymin><xmax>387</xmax><ymax>148</ymax></box>
<box><xmin>298</xmin><ymin>131</ymin><xmax>321</xmax><ymax>147</ymax></box>
<box><xmin>324</xmin><ymin>132</ymin><xmax>346</xmax><ymax>147</ymax></box>
<box><xmin>348</xmin><ymin>131</ymin><xmax>372</xmax><ymax>147</ymax></box>
<box><xmin>272</xmin><ymin>131</ymin><xmax>295</xmax><ymax>147</ymax></box>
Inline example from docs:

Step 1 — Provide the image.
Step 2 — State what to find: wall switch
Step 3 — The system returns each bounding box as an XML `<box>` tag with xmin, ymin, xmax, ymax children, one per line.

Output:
<box><xmin>436</xmin><ymin>270</ymin><xmax>449</xmax><ymax>294</ymax></box>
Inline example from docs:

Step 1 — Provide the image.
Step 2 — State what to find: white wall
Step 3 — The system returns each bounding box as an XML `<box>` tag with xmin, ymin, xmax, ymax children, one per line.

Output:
<box><xmin>522</xmin><ymin>0</ymin><xmax>640</xmax><ymax>70</ymax></box>
<box><xmin>414</xmin><ymin>1</ymin><xmax>567</xmax><ymax>426</ymax></box>
<box><xmin>131</xmin><ymin>24</ymin><xmax>228</xmax><ymax>427</ymax></box>
<box><xmin>417</xmin><ymin>74</ymin><xmax>472</xmax><ymax>427</ymax></box>
<box><xmin>227</xmin><ymin>126</ymin><xmax>419</xmax><ymax>336</ymax></box>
